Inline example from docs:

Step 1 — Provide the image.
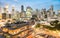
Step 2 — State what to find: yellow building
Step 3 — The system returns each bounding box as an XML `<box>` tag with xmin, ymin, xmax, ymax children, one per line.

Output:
<box><xmin>0</xmin><ymin>7</ymin><xmax>3</xmax><ymax>19</ymax></box>
<box><xmin>0</xmin><ymin>13</ymin><xmax>2</xmax><ymax>19</ymax></box>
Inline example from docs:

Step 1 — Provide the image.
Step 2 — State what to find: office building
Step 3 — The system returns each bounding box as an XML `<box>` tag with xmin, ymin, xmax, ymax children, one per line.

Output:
<box><xmin>21</xmin><ymin>5</ymin><xmax>24</xmax><ymax>12</ymax></box>
<box><xmin>26</xmin><ymin>6</ymin><xmax>32</xmax><ymax>18</ymax></box>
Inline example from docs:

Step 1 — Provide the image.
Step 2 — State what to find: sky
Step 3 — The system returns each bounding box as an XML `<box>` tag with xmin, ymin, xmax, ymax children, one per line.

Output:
<box><xmin>0</xmin><ymin>0</ymin><xmax>60</xmax><ymax>12</ymax></box>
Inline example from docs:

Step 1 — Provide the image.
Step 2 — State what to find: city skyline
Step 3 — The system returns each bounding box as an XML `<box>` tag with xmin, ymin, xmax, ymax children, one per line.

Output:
<box><xmin>0</xmin><ymin>0</ymin><xmax>60</xmax><ymax>12</ymax></box>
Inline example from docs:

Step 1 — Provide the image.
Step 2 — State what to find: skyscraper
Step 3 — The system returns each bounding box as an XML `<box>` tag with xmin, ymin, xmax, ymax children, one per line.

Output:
<box><xmin>0</xmin><ymin>7</ymin><xmax>2</xmax><ymax>19</ymax></box>
<box><xmin>57</xmin><ymin>10</ymin><xmax>60</xmax><ymax>21</ymax></box>
<box><xmin>26</xmin><ymin>6</ymin><xmax>32</xmax><ymax>18</ymax></box>
<box><xmin>50</xmin><ymin>5</ymin><xmax>53</xmax><ymax>11</ymax></box>
<box><xmin>0</xmin><ymin>7</ymin><xmax>1</xmax><ymax>13</ymax></box>
<box><xmin>11</xmin><ymin>5</ymin><xmax>16</xmax><ymax>19</ymax></box>
<box><xmin>20</xmin><ymin>5</ymin><xmax>26</xmax><ymax>21</ymax></box>
<box><xmin>4</xmin><ymin>4</ymin><xmax>9</xmax><ymax>13</ymax></box>
<box><xmin>50</xmin><ymin>5</ymin><xmax>54</xmax><ymax>18</ymax></box>
<box><xmin>41</xmin><ymin>8</ymin><xmax>47</xmax><ymax>19</ymax></box>
<box><xmin>2</xmin><ymin>4</ymin><xmax>9</xmax><ymax>19</ymax></box>
<box><xmin>12</xmin><ymin>5</ymin><xmax>15</xmax><ymax>12</ymax></box>
<box><xmin>20</xmin><ymin>5</ymin><xmax>25</xmax><ymax>17</ymax></box>
<box><xmin>2</xmin><ymin>13</ymin><xmax>6</xmax><ymax>19</ymax></box>
<box><xmin>21</xmin><ymin>5</ymin><xmax>24</xmax><ymax>12</ymax></box>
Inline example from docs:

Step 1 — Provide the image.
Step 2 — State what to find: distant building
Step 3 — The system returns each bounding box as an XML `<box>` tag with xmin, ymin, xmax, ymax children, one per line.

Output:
<box><xmin>4</xmin><ymin>4</ymin><xmax>9</xmax><ymax>13</ymax></box>
<box><xmin>1</xmin><ymin>4</ymin><xmax>9</xmax><ymax>19</ymax></box>
<box><xmin>21</xmin><ymin>5</ymin><xmax>24</xmax><ymax>12</ymax></box>
<box><xmin>0</xmin><ymin>7</ymin><xmax>2</xmax><ymax>19</ymax></box>
<box><xmin>49</xmin><ymin>5</ymin><xmax>54</xmax><ymax>18</ymax></box>
<box><xmin>11</xmin><ymin>5</ymin><xmax>17</xmax><ymax>19</ymax></box>
<box><xmin>0</xmin><ymin>7</ymin><xmax>2</xmax><ymax>13</ymax></box>
<box><xmin>57</xmin><ymin>10</ymin><xmax>60</xmax><ymax>16</ymax></box>
<box><xmin>16</xmin><ymin>11</ymin><xmax>20</xmax><ymax>20</ymax></box>
<box><xmin>9</xmin><ymin>14</ymin><xmax>11</xmax><ymax>18</ymax></box>
<box><xmin>2</xmin><ymin>13</ymin><xmax>6</xmax><ymax>19</ymax></box>
<box><xmin>0</xmin><ymin>14</ymin><xmax>2</xmax><ymax>19</ymax></box>
<box><xmin>36</xmin><ymin>9</ymin><xmax>41</xmax><ymax>18</ymax></box>
<box><xmin>7</xmin><ymin>11</ymin><xmax>12</xmax><ymax>19</ymax></box>
<box><xmin>46</xmin><ymin>5</ymin><xmax>55</xmax><ymax>19</ymax></box>
<box><xmin>26</xmin><ymin>6</ymin><xmax>32</xmax><ymax>18</ymax></box>
<box><xmin>0</xmin><ymin>7</ymin><xmax>7</xmax><ymax>19</ymax></box>
<box><xmin>41</xmin><ymin>8</ymin><xmax>47</xmax><ymax>19</ymax></box>
<box><xmin>20</xmin><ymin>5</ymin><xmax>26</xmax><ymax>21</ymax></box>
<box><xmin>35</xmin><ymin>9</ymin><xmax>39</xmax><ymax>15</ymax></box>
<box><xmin>57</xmin><ymin>10</ymin><xmax>60</xmax><ymax>21</ymax></box>
<box><xmin>50</xmin><ymin>5</ymin><xmax>53</xmax><ymax>11</ymax></box>
<box><xmin>47</xmin><ymin>10</ymin><xmax>50</xmax><ymax>17</ymax></box>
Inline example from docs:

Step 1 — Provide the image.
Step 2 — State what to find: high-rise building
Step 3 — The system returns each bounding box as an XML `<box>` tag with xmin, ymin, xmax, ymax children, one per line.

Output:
<box><xmin>2</xmin><ymin>13</ymin><xmax>6</xmax><ymax>19</ymax></box>
<box><xmin>20</xmin><ymin>5</ymin><xmax>25</xmax><ymax>17</ymax></box>
<box><xmin>35</xmin><ymin>9</ymin><xmax>39</xmax><ymax>15</ymax></box>
<box><xmin>21</xmin><ymin>5</ymin><xmax>24</xmax><ymax>12</ymax></box>
<box><xmin>4</xmin><ymin>4</ymin><xmax>9</xmax><ymax>13</ymax></box>
<box><xmin>57</xmin><ymin>10</ymin><xmax>60</xmax><ymax>21</ymax></box>
<box><xmin>0</xmin><ymin>7</ymin><xmax>2</xmax><ymax>13</ymax></box>
<box><xmin>9</xmin><ymin>14</ymin><xmax>11</xmax><ymax>18</ymax></box>
<box><xmin>12</xmin><ymin>5</ymin><xmax>15</xmax><ymax>12</ymax></box>
<box><xmin>2</xmin><ymin>4</ymin><xmax>9</xmax><ymax>19</ymax></box>
<box><xmin>26</xmin><ymin>6</ymin><xmax>32</xmax><ymax>18</ymax></box>
<box><xmin>11</xmin><ymin>5</ymin><xmax>16</xmax><ymax>19</ymax></box>
<box><xmin>49</xmin><ymin>5</ymin><xmax>54</xmax><ymax>18</ymax></box>
<box><xmin>50</xmin><ymin>5</ymin><xmax>53</xmax><ymax>11</ymax></box>
<box><xmin>35</xmin><ymin>9</ymin><xmax>41</xmax><ymax>19</ymax></box>
<box><xmin>41</xmin><ymin>8</ymin><xmax>47</xmax><ymax>19</ymax></box>
<box><xmin>15</xmin><ymin>11</ymin><xmax>20</xmax><ymax>20</ymax></box>
<box><xmin>20</xmin><ymin>5</ymin><xmax>26</xmax><ymax>21</ymax></box>
<box><xmin>7</xmin><ymin>11</ymin><xmax>12</xmax><ymax>19</ymax></box>
<box><xmin>0</xmin><ymin>7</ymin><xmax>2</xmax><ymax>19</ymax></box>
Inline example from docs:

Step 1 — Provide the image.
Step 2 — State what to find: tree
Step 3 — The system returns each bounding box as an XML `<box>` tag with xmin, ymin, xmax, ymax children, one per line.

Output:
<box><xmin>50</xmin><ymin>20</ymin><xmax>59</xmax><ymax>26</ymax></box>
<box><xmin>50</xmin><ymin>20</ymin><xmax>60</xmax><ymax>30</ymax></box>
<box><xmin>35</xmin><ymin>23</ymin><xmax>41</xmax><ymax>28</ymax></box>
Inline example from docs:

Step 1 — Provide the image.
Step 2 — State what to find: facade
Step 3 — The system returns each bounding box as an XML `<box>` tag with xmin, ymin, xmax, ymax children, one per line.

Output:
<box><xmin>4</xmin><ymin>4</ymin><xmax>9</xmax><ymax>13</ymax></box>
<box><xmin>26</xmin><ymin>6</ymin><xmax>32</xmax><ymax>18</ymax></box>
<box><xmin>40</xmin><ymin>8</ymin><xmax>47</xmax><ymax>19</ymax></box>
<box><xmin>36</xmin><ymin>9</ymin><xmax>41</xmax><ymax>19</ymax></box>
<box><xmin>0</xmin><ymin>13</ymin><xmax>2</xmax><ymax>19</ymax></box>
<box><xmin>1</xmin><ymin>4</ymin><xmax>9</xmax><ymax>19</ymax></box>
<box><xmin>21</xmin><ymin>5</ymin><xmax>24</xmax><ymax>12</ymax></box>
<box><xmin>19</xmin><ymin>5</ymin><xmax>26</xmax><ymax>21</ymax></box>
<box><xmin>2</xmin><ymin>13</ymin><xmax>6</xmax><ymax>19</ymax></box>
<box><xmin>46</xmin><ymin>5</ymin><xmax>56</xmax><ymax>21</ymax></box>
<box><xmin>25</xmin><ymin>6</ymin><xmax>33</xmax><ymax>21</ymax></box>
<box><xmin>7</xmin><ymin>11</ymin><xmax>12</xmax><ymax>19</ymax></box>
<box><xmin>11</xmin><ymin>5</ymin><xmax>15</xmax><ymax>19</ymax></box>
<box><xmin>11</xmin><ymin>5</ymin><xmax>18</xmax><ymax>20</ymax></box>
<box><xmin>16</xmin><ymin>11</ymin><xmax>20</xmax><ymax>20</ymax></box>
<box><xmin>49</xmin><ymin>5</ymin><xmax>54</xmax><ymax>18</ymax></box>
<box><xmin>0</xmin><ymin>7</ymin><xmax>2</xmax><ymax>19</ymax></box>
<box><xmin>8</xmin><ymin>14</ymin><xmax>11</xmax><ymax>18</ymax></box>
<box><xmin>57</xmin><ymin>10</ymin><xmax>60</xmax><ymax>21</ymax></box>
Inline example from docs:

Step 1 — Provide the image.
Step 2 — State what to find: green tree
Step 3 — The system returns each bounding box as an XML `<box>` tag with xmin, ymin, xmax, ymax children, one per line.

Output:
<box><xmin>35</xmin><ymin>23</ymin><xmax>41</xmax><ymax>28</ymax></box>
